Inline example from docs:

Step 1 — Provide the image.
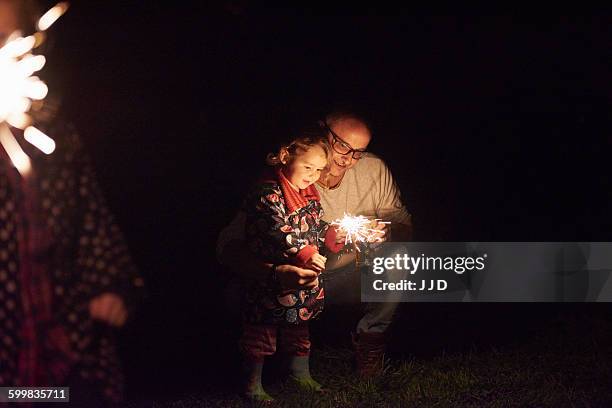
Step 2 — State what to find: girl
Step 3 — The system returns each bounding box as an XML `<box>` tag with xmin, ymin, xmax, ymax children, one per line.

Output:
<box><xmin>241</xmin><ymin>129</ymin><xmax>344</xmax><ymax>402</ymax></box>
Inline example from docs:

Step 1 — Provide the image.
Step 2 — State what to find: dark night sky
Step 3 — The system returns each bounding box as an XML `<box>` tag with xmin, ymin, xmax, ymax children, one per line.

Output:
<box><xmin>37</xmin><ymin>3</ymin><xmax>611</xmax><ymax>398</ymax></box>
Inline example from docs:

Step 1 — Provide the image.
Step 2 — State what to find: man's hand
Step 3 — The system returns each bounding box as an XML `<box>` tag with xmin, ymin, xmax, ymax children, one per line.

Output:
<box><xmin>275</xmin><ymin>264</ymin><xmax>319</xmax><ymax>290</ymax></box>
<box><xmin>305</xmin><ymin>253</ymin><xmax>327</xmax><ymax>273</ymax></box>
<box><xmin>369</xmin><ymin>221</ymin><xmax>388</xmax><ymax>243</ymax></box>
<box><xmin>89</xmin><ymin>293</ymin><xmax>128</xmax><ymax>327</ymax></box>
<box><xmin>370</xmin><ymin>221</ymin><xmax>414</xmax><ymax>243</ymax></box>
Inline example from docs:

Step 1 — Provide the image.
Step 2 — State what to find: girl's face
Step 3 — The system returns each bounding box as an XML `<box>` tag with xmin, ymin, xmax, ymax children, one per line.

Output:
<box><xmin>282</xmin><ymin>145</ymin><xmax>328</xmax><ymax>190</ymax></box>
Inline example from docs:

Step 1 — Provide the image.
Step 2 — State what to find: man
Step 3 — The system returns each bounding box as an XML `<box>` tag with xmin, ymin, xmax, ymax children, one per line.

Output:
<box><xmin>217</xmin><ymin>110</ymin><xmax>412</xmax><ymax>377</ymax></box>
<box><xmin>0</xmin><ymin>1</ymin><xmax>145</xmax><ymax>405</ymax></box>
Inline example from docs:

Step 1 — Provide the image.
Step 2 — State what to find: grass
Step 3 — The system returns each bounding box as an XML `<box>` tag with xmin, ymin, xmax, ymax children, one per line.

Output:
<box><xmin>125</xmin><ymin>313</ymin><xmax>612</xmax><ymax>407</ymax></box>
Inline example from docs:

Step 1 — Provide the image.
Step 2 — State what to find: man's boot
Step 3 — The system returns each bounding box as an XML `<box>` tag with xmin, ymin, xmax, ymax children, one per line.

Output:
<box><xmin>351</xmin><ymin>332</ymin><xmax>386</xmax><ymax>378</ymax></box>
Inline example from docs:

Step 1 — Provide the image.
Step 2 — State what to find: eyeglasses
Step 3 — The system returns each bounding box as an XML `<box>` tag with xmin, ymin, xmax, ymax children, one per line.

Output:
<box><xmin>322</xmin><ymin>122</ymin><xmax>367</xmax><ymax>160</ymax></box>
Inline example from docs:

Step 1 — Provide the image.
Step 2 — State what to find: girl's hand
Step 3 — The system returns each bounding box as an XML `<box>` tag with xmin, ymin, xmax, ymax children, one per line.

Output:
<box><xmin>306</xmin><ymin>253</ymin><xmax>327</xmax><ymax>273</ymax></box>
<box><xmin>275</xmin><ymin>264</ymin><xmax>319</xmax><ymax>289</ymax></box>
<box><xmin>368</xmin><ymin>221</ymin><xmax>387</xmax><ymax>243</ymax></box>
<box><xmin>335</xmin><ymin>229</ymin><xmax>347</xmax><ymax>244</ymax></box>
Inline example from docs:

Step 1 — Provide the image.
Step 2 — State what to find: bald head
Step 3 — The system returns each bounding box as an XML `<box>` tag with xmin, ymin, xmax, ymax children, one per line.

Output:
<box><xmin>325</xmin><ymin>112</ymin><xmax>372</xmax><ymax>137</ymax></box>
<box><xmin>328</xmin><ymin>117</ymin><xmax>372</xmax><ymax>142</ymax></box>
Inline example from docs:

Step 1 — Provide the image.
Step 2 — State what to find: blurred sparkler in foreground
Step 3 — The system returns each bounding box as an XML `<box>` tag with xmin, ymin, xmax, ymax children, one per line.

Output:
<box><xmin>0</xmin><ymin>2</ymin><xmax>69</xmax><ymax>176</ymax></box>
<box><xmin>331</xmin><ymin>213</ymin><xmax>390</xmax><ymax>250</ymax></box>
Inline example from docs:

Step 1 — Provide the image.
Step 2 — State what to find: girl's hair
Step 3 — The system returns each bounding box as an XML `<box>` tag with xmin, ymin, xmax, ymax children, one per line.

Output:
<box><xmin>266</xmin><ymin>126</ymin><xmax>331</xmax><ymax>168</ymax></box>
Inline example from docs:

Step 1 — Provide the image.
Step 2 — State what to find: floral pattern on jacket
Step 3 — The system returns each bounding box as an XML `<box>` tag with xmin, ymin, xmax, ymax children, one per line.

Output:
<box><xmin>244</xmin><ymin>181</ymin><xmax>333</xmax><ymax>325</ymax></box>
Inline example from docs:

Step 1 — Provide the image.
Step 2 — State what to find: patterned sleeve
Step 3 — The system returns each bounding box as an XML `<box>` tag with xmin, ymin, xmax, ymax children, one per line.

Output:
<box><xmin>70</xmin><ymin>132</ymin><xmax>146</xmax><ymax>320</ymax></box>
<box><xmin>245</xmin><ymin>184</ymin><xmax>317</xmax><ymax>265</ymax></box>
<box><xmin>317</xmin><ymin>216</ymin><xmax>343</xmax><ymax>255</ymax></box>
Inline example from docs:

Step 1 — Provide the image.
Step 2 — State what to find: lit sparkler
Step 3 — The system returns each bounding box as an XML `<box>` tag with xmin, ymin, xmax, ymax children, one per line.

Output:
<box><xmin>0</xmin><ymin>2</ymin><xmax>69</xmax><ymax>176</ymax></box>
<box><xmin>331</xmin><ymin>213</ymin><xmax>390</xmax><ymax>250</ymax></box>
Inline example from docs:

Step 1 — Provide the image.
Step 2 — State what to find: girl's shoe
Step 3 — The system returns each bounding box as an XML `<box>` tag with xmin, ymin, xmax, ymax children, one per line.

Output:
<box><xmin>243</xmin><ymin>390</ymin><xmax>275</xmax><ymax>405</ymax></box>
<box><xmin>289</xmin><ymin>375</ymin><xmax>326</xmax><ymax>392</ymax></box>
<box><xmin>242</xmin><ymin>359</ymin><xmax>274</xmax><ymax>404</ymax></box>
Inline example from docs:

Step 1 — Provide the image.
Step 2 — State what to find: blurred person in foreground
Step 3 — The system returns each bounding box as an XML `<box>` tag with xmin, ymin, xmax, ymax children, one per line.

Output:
<box><xmin>0</xmin><ymin>1</ymin><xmax>145</xmax><ymax>405</ymax></box>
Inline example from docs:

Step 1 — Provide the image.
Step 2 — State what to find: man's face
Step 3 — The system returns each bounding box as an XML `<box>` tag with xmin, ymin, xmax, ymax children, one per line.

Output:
<box><xmin>326</xmin><ymin>119</ymin><xmax>371</xmax><ymax>177</ymax></box>
<box><xmin>0</xmin><ymin>1</ymin><xmax>19</xmax><ymax>47</ymax></box>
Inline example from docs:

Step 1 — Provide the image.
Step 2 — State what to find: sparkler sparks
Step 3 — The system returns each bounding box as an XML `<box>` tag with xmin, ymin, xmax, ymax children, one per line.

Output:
<box><xmin>0</xmin><ymin>2</ymin><xmax>69</xmax><ymax>176</ymax></box>
<box><xmin>331</xmin><ymin>213</ymin><xmax>390</xmax><ymax>249</ymax></box>
<box><xmin>37</xmin><ymin>2</ymin><xmax>70</xmax><ymax>32</ymax></box>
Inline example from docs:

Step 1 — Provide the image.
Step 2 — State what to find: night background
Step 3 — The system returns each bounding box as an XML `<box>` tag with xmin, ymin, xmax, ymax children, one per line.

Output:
<box><xmin>39</xmin><ymin>2</ymin><xmax>611</xmax><ymax>405</ymax></box>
